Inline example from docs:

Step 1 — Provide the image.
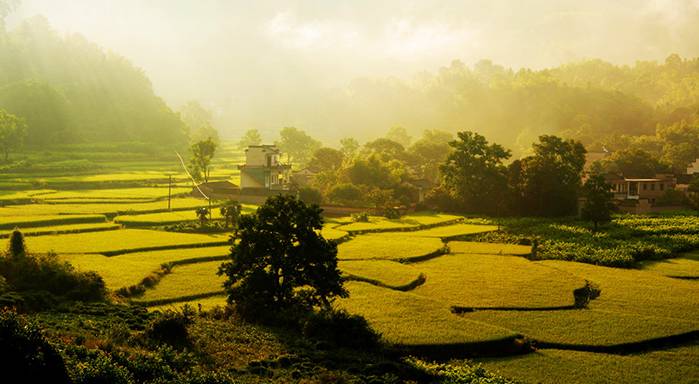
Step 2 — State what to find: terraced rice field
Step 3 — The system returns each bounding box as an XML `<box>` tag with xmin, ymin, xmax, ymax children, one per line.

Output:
<box><xmin>337</xmin><ymin>233</ymin><xmax>445</xmax><ymax>260</ymax></box>
<box><xmin>411</xmin><ymin>253</ymin><xmax>586</xmax><ymax>308</ymax></box>
<box><xmin>0</xmin><ymin>222</ymin><xmax>121</xmax><ymax>237</ymax></box>
<box><xmin>0</xmin><ymin>214</ymin><xmax>106</xmax><ymax>229</ymax></box>
<box><xmin>0</xmin><ymin>198</ymin><xmax>214</xmax><ymax>216</ymax></box>
<box><xmin>35</xmin><ymin>187</ymin><xmax>193</xmax><ymax>200</ymax></box>
<box><xmin>115</xmin><ymin>204</ymin><xmax>256</xmax><ymax>226</ymax></box>
<box><xmin>338</xmin><ymin>281</ymin><xmax>515</xmax><ymax>345</ymax></box>
<box><xmin>62</xmin><ymin>246</ymin><xmax>231</xmax><ymax>289</ymax></box>
<box><xmin>4</xmin><ymin>229</ymin><xmax>227</xmax><ymax>254</ymax></box>
<box><xmin>134</xmin><ymin>261</ymin><xmax>227</xmax><ymax>305</ymax></box>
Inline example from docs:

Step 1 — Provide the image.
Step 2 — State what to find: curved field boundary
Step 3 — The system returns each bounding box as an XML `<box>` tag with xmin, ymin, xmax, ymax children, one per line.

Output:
<box><xmin>99</xmin><ymin>241</ymin><xmax>230</xmax><ymax>257</ymax></box>
<box><xmin>451</xmin><ymin>281</ymin><xmax>600</xmax><ymax>313</ymax></box>
<box><xmin>535</xmin><ymin>330</ymin><xmax>699</xmax><ymax>354</ymax></box>
<box><xmin>666</xmin><ymin>275</ymin><xmax>699</xmax><ymax>280</ymax></box>
<box><xmin>137</xmin><ymin>290</ymin><xmax>226</xmax><ymax>307</ymax></box>
<box><xmin>342</xmin><ymin>218</ymin><xmax>465</xmax><ymax>236</ymax></box>
<box><xmin>340</xmin><ymin>246</ymin><xmax>450</xmax><ymax>263</ymax></box>
<box><xmin>116</xmin><ymin>255</ymin><xmax>228</xmax><ymax>298</ymax></box>
<box><xmin>344</xmin><ymin>273</ymin><xmax>426</xmax><ymax>292</ymax></box>
<box><xmin>0</xmin><ymin>223</ymin><xmax>121</xmax><ymax>238</ymax></box>
<box><xmin>391</xmin><ymin>335</ymin><xmax>531</xmax><ymax>359</ymax></box>
<box><xmin>397</xmin><ymin>246</ymin><xmax>451</xmax><ymax>264</ymax></box>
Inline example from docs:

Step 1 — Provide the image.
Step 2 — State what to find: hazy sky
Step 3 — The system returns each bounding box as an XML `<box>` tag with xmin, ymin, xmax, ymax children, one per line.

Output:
<box><xmin>7</xmin><ymin>0</ymin><xmax>699</xmax><ymax>137</ymax></box>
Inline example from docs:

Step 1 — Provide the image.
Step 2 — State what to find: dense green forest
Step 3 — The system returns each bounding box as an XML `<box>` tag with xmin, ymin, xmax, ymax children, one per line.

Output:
<box><xmin>0</xmin><ymin>14</ymin><xmax>188</xmax><ymax>147</ymax></box>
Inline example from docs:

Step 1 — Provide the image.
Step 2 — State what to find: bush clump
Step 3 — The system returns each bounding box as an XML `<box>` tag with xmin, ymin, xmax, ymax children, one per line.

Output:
<box><xmin>0</xmin><ymin>230</ymin><xmax>106</xmax><ymax>309</ymax></box>
<box><xmin>144</xmin><ymin>307</ymin><xmax>195</xmax><ymax>347</ymax></box>
<box><xmin>302</xmin><ymin>309</ymin><xmax>380</xmax><ymax>349</ymax></box>
<box><xmin>0</xmin><ymin>309</ymin><xmax>71</xmax><ymax>383</ymax></box>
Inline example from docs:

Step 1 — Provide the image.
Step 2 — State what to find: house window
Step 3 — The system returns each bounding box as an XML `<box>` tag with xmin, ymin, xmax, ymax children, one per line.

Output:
<box><xmin>660</xmin><ymin>184</ymin><xmax>664</xmax><ymax>191</ymax></box>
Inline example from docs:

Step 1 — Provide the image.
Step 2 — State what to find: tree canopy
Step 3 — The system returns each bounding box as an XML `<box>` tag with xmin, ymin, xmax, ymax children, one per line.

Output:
<box><xmin>218</xmin><ymin>195</ymin><xmax>346</xmax><ymax>319</ymax></box>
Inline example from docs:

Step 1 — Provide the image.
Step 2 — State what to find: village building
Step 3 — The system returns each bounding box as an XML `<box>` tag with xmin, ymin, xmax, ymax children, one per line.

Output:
<box><xmin>238</xmin><ymin>145</ymin><xmax>291</xmax><ymax>193</ymax></box>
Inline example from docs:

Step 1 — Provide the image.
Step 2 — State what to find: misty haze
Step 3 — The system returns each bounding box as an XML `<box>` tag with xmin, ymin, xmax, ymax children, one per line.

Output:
<box><xmin>0</xmin><ymin>1</ymin><xmax>698</xmax><ymax>383</ymax></box>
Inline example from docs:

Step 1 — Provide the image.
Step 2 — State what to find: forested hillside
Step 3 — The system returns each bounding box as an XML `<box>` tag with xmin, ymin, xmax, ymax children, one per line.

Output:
<box><xmin>320</xmin><ymin>56</ymin><xmax>699</xmax><ymax>154</ymax></box>
<box><xmin>0</xmin><ymin>15</ymin><xmax>187</xmax><ymax>147</ymax></box>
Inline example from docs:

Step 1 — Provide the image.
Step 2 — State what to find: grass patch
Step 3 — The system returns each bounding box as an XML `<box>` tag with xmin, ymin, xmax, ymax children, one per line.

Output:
<box><xmin>337</xmin><ymin>233</ymin><xmax>444</xmax><ymax>260</ymax></box>
<box><xmin>641</xmin><ymin>257</ymin><xmax>699</xmax><ymax>279</ymax></box>
<box><xmin>5</xmin><ymin>229</ymin><xmax>227</xmax><ymax>254</ymax></box>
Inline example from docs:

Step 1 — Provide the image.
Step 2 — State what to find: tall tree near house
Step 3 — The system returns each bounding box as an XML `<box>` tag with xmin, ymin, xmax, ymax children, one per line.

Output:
<box><xmin>275</xmin><ymin>127</ymin><xmax>321</xmax><ymax>166</ymax></box>
<box><xmin>0</xmin><ymin>108</ymin><xmax>26</xmax><ymax>162</ymax></box>
<box><xmin>189</xmin><ymin>137</ymin><xmax>217</xmax><ymax>183</ymax></box>
<box><xmin>237</xmin><ymin>129</ymin><xmax>262</xmax><ymax>149</ymax></box>
<box><xmin>516</xmin><ymin>135</ymin><xmax>587</xmax><ymax>216</ymax></box>
<box><xmin>218</xmin><ymin>195</ymin><xmax>346</xmax><ymax>319</ymax></box>
<box><xmin>581</xmin><ymin>173</ymin><xmax>615</xmax><ymax>231</ymax></box>
<box><xmin>439</xmin><ymin>131</ymin><xmax>511</xmax><ymax>215</ymax></box>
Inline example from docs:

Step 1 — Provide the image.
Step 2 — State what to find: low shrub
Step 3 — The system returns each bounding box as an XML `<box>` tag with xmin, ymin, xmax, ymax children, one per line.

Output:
<box><xmin>302</xmin><ymin>309</ymin><xmax>380</xmax><ymax>349</ymax></box>
<box><xmin>0</xmin><ymin>309</ymin><xmax>71</xmax><ymax>383</ymax></box>
<box><xmin>298</xmin><ymin>187</ymin><xmax>323</xmax><ymax>205</ymax></box>
<box><xmin>144</xmin><ymin>307</ymin><xmax>195</xmax><ymax>347</ymax></box>
<box><xmin>351</xmin><ymin>212</ymin><xmax>370</xmax><ymax>222</ymax></box>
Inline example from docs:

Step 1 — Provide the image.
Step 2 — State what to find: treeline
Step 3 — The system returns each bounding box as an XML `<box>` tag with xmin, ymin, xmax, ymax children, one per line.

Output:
<box><xmin>0</xmin><ymin>14</ymin><xmax>188</xmax><ymax>147</ymax></box>
<box><xmin>313</xmin><ymin>55</ymin><xmax>699</xmax><ymax>154</ymax></box>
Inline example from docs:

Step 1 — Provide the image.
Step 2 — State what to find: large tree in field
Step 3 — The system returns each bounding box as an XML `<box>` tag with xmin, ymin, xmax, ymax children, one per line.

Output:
<box><xmin>218</xmin><ymin>195</ymin><xmax>346</xmax><ymax>319</ymax></box>
<box><xmin>580</xmin><ymin>173</ymin><xmax>615</xmax><ymax>231</ymax></box>
<box><xmin>439</xmin><ymin>131</ymin><xmax>511</xmax><ymax>214</ymax></box>
<box><xmin>0</xmin><ymin>108</ymin><xmax>26</xmax><ymax>161</ymax></box>
<box><xmin>516</xmin><ymin>135</ymin><xmax>587</xmax><ymax>216</ymax></box>
<box><xmin>275</xmin><ymin>127</ymin><xmax>321</xmax><ymax>166</ymax></box>
<box><xmin>189</xmin><ymin>137</ymin><xmax>217</xmax><ymax>183</ymax></box>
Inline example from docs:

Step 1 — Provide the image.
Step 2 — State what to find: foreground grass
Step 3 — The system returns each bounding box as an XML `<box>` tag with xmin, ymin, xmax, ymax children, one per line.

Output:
<box><xmin>476</xmin><ymin>344</ymin><xmax>699</xmax><ymax>384</ymax></box>
<box><xmin>6</xmin><ymin>228</ymin><xmax>227</xmax><ymax>254</ymax></box>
